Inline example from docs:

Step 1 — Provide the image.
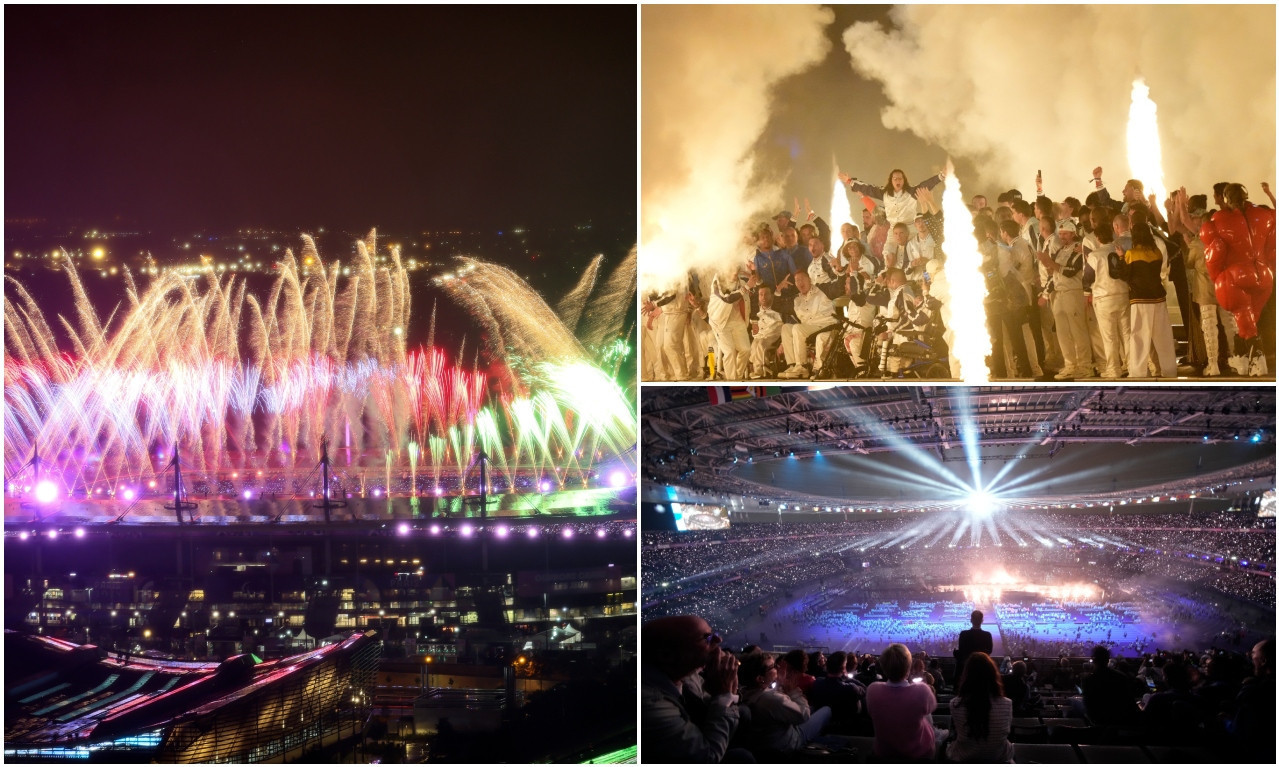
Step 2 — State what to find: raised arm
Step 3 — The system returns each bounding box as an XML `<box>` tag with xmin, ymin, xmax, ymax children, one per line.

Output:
<box><xmin>839</xmin><ymin>171</ymin><xmax>884</xmax><ymax>200</ymax></box>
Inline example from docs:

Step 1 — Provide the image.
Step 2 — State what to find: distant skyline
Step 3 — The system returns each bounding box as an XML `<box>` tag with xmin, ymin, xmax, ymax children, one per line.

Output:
<box><xmin>5</xmin><ymin>6</ymin><xmax>635</xmax><ymax>234</ymax></box>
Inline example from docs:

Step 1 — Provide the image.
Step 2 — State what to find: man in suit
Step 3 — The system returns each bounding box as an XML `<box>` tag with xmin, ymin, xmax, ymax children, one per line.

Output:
<box><xmin>954</xmin><ymin>610</ymin><xmax>994</xmax><ymax>684</ymax></box>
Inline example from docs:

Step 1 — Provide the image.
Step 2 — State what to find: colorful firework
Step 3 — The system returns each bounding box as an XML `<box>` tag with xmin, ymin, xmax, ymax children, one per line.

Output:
<box><xmin>4</xmin><ymin>231</ymin><xmax>636</xmax><ymax>500</ymax></box>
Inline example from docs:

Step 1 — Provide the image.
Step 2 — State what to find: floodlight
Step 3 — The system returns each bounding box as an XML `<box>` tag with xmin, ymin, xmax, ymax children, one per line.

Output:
<box><xmin>34</xmin><ymin>480</ymin><xmax>58</xmax><ymax>504</ymax></box>
<box><xmin>966</xmin><ymin>490</ymin><xmax>999</xmax><ymax>519</ymax></box>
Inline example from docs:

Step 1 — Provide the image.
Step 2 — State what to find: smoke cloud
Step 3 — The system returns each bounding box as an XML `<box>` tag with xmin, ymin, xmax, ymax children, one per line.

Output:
<box><xmin>842</xmin><ymin>5</ymin><xmax>1275</xmax><ymax>201</ymax></box>
<box><xmin>641</xmin><ymin>5</ymin><xmax>834</xmax><ymax>290</ymax></box>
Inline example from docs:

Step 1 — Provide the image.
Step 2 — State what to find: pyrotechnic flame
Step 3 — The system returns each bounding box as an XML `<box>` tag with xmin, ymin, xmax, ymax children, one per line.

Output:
<box><xmin>940</xmin><ymin>162</ymin><xmax>990</xmax><ymax>382</ymax></box>
<box><xmin>829</xmin><ymin>169</ymin><xmax>853</xmax><ymax>238</ymax></box>
<box><xmin>1126</xmin><ymin>78</ymin><xmax>1167</xmax><ymax>207</ymax></box>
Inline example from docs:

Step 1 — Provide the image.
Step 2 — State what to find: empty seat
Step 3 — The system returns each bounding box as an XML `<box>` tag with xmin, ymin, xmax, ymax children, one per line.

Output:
<box><xmin>1141</xmin><ymin>745</ymin><xmax>1215</xmax><ymax>763</ymax></box>
<box><xmin>1076</xmin><ymin>745</ymin><xmax>1152</xmax><ymax>763</ymax></box>
<box><xmin>1047</xmin><ymin>724</ymin><xmax>1100</xmax><ymax>745</ymax></box>
<box><xmin>1011</xmin><ymin>722</ymin><xmax>1049</xmax><ymax>744</ymax></box>
<box><xmin>1011</xmin><ymin>743</ymin><xmax>1082</xmax><ymax>763</ymax></box>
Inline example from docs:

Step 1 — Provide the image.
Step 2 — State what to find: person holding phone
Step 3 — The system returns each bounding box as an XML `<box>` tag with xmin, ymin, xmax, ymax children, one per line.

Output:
<box><xmin>738</xmin><ymin>651</ymin><xmax>833</xmax><ymax>755</ymax></box>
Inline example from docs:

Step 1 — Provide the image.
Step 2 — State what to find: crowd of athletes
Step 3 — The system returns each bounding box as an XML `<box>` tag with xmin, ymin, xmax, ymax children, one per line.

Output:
<box><xmin>642</xmin><ymin>168</ymin><xmax>1275</xmax><ymax>381</ymax></box>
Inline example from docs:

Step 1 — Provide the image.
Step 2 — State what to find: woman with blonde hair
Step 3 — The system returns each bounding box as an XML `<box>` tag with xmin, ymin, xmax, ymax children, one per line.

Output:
<box><xmin>865</xmin><ymin>643</ymin><xmax>945</xmax><ymax>759</ymax></box>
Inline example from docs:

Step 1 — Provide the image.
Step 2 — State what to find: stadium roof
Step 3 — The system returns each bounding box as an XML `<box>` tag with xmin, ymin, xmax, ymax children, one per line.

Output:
<box><xmin>642</xmin><ymin>386</ymin><xmax>1274</xmax><ymax>508</ymax></box>
<box><xmin>5</xmin><ymin>630</ymin><xmax>378</xmax><ymax>762</ymax></box>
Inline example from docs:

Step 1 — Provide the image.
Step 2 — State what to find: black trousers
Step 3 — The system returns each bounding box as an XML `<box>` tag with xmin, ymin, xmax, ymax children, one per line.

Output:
<box><xmin>987</xmin><ymin>306</ymin><xmax>1033</xmax><ymax>378</ymax></box>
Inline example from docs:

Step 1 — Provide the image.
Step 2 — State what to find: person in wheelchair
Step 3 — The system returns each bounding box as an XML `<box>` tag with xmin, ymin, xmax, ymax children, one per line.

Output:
<box><xmin>865</xmin><ymin>267</ymin><xmax>944</xmax><ymax>375</ymax></box>
<box><xmin>779</xmin><ymin>271</ymin><xmax>838</xmax><ymax>379</ymax></box>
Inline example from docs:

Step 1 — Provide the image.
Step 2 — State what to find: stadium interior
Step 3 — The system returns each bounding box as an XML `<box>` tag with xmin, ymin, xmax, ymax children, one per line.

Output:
<box><xmin>640</xmin><ymin>385</ymin><xmax>1274</xmax><ymax>764</ymax></box>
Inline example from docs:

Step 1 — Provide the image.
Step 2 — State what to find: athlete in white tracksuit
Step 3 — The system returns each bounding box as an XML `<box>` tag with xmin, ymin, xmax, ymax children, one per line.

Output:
<box><xmin>706</xmin><ymin>272</ymin><xmax>754</xmax><ymax>381</ymax></box>
<box><xmin>1084</xmin><ymin>234</ymin><xmax>1131</xmax><ymax>378</ymax></box>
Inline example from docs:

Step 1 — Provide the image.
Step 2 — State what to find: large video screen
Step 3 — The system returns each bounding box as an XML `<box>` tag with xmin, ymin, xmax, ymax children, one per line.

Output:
<box><xmin>1259</xmin><ymin>489</ymin><xmax>1275</xmax><ymax>518</ymax></box>
<box><xmin>672</xmin><ymin>503</ymin><xmax>731</xmax><ymax>531</ymax></box>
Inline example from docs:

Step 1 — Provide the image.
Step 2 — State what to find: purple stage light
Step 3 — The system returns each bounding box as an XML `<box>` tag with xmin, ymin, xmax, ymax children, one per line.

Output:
<box><xmin>430</xmin><ymin>524</ymin><xmax>441</xmax><ymax>535</ymax></box>
<box><xmin>623</xmin><ymin>529</ymin><xmax>633</xmax><ymax>538</ymax></box>
<box><xmin>527</xmin><ymin>526</ymin><xmax>539</xmax><ymax>538</ymax></box>
<box><xmin>373</xmin><ymin>488</ymin><xmax>382</xmax><ymax>497</ymax></box>
<box><xmin>397</xmin><ymin>522</ymin><xmax>410</xmax><ymax>536</ymax></box>
<box><xmin>596</xmin><ymin>528</ymin><xmax>607</xmax><ymax>538</ymax></box>
<box><xmin>34</xmin><ymin>480</ymin><xmax>58</xmax><ymax>504</ymax></box>
<box><xmin>47</xmin><ymin>529</ymin><xmax>58</xmax><ymax>540</ymax></box>
<box><xmin>608</xmin><ymin>471</ymin><xmax>627</xmax><ymax>488</ymax></box>
<box><xmin>18</xmin><ymin>531</ymin><xmax>28</xmax><ymax>541</ymax></box>
<box><xmin>495</xmin><ymin>525</ymin><xmax>509</xmax><ymax>538</ymax></box>
<box><xmin>563</xmin><ymin>528</ymin><xmax>574</xmax><ymax>539</ymax></box>
<box><xmin>74</xmin><ymin>528</ymin><xmax>86</xmax><ymax>539</ymax></box>
<box><xmin>122</xmin><ymin>488</ymin><xmax>135</xmax><ymax>501</ymax></box>
<box><xmin>460</xmin><ymin>524</ymin><xmax>474</xmax><ymax>538</ymax></box>
<box><xmin>243</xmin><ymin>489</ymin><xmax>252</xmax><ymax>500</ymax></box>
<box><xmin>434</xmin><ymin>487</ymin><xmax>443</xmax><ymax>496</ymax></box>
<box><xmin>540</xmin><ymin>481</ymin><xmax>551</xmax><ymax>492</ymax></box>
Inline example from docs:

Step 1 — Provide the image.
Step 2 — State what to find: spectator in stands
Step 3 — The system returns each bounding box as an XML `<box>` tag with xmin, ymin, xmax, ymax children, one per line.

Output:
<box><xmin>641</xmin><ymin>615</ymin><xmax>745</xmax><ymax>763</ymax></box>
<box><xmin>808</xmin><ymin>651</ymin><xmax>866</xmax><ymax>728</ymax></box>
<box><xmin>782</xmin><ymin>649</ymin><xmax>816</xmax><ymax>695</ymax></box>
<box><xmin>946</xmin><ymin>652</ymin><xmax>1014</xmax><ymax>763</ymax></box>
<box><xmin>854</xmin><ymin>654</ymin><xmax>881</xmax><ymax>687</ymax></box>
<box><xmin>928</xmin><ymin>658</ymin><xmax>947</xmax><ymax>693</ymax></box>
<box><xmin>866</xmin><ymin>643</ymin><xmax>945</xmax><ymax>760</ymax></box>
<box><xmin>1003</xmin><ymin>660</ymin><xmax>1039</xmax><ymax>715</ymax></box>
<box><xmin>1141</xmin><ymin>657</ymin><xmax>1206</xmax><ymax>740</ymax></box>
<box><xmin>738</xmin><ymin>650</ymin><xmax>832</xmax><ymax>755</ymax></box>
<box><xmin>1049</xmin><ymin>656</ymin><xmax>1078</xmax><ymax>692</ymax></box>
<box><xmin>910</xmin><ymin>655</ymin><xmax>937</xmax><ymax>695</ymax></box>
<box><xmin>807</xmin><ymin>651</ymin><xmax>826</xmax><ymax>688</ymax></box>
<box><xmin>1082</xmin><ymin>645</ymin><xmax>1145</xmax><ymax>727</ymax></box>
<box><xmin>1230</xmin><ymin>638</ymin><xmax>1275</xmax><ymax>763</ymax></box>
<box><xmin>954</xmin><ymin>610</ymin><xmax>994</xmax><ymax>679</ymax></box>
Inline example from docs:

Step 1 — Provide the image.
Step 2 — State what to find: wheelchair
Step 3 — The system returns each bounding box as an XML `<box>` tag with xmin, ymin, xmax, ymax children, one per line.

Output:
<box><xmin>813</xmin><ymin>309</ymin><xmax>951</xmax><ymax>380</ymax></box>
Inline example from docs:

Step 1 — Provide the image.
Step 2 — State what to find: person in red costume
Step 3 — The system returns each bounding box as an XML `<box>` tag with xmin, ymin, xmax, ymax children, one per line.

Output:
<box><xmin>1198</xmin><ymin>183</ymin><xmax>1275</xmax><ymax>375</ymax></box>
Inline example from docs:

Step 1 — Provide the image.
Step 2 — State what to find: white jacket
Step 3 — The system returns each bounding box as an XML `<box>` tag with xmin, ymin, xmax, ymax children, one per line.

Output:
<box><xmin>1082</xmin><ymin>235</ymin><xmax>1129</xmax><ymax>301</ymax></box>
<box><xmin>793</xmin><ymin>288</ymin><xmax>836</xmax><ymax>326</ymax></box>
<box><xmin>755</xmin><ymin>307</ymin><xmax>784</xmax><ymax>339</ymax></box>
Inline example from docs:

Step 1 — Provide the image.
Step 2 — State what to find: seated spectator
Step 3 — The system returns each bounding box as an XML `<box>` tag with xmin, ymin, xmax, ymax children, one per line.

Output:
<box><xmin>1048</xmin><ymin>656</ymin><xmax>1078</xmax><ymax>692</ymax></box>
<box><xmin>946</xmin><ymin>652</ymin><xmax>1014</xmax><ymax>763</ymax></box>
<box><xmin>640</xmin><ymin>615</ymin><xmax>744</xmax><ymax>763</ymax></box>
<box><xmin>808</xmin><ymin>651</ymin><xmax>866</xmax><ymax>728</ymax></box>
<box><xmin>1002</xmin><ymin>660</ymin><xmax>1039</xmax><ymax>714</ymax></box>
<box><xmin>782</xmin><ymin>648</ymin><xmax>816</xmax><ymax>695</ymax></box>
<box><xmin>866</xmin><ymin>643</ymin><xmax>945</xmax><ymax>760</ymax></box>
<box><xmin>1082</xmin><ymin>645</ymin><xmax>1145</xmax><ymax>727</ymax></box>
<box><xmin>928</xmin><ymin>657</ymin><xmax>947</xmax><ymax>692</ymax></box>
<box><xmin>807</xmin><ymin>651</ymin><xmax>826</xmax><ymax>689</ymax></box>
<box><xmin>910</xmin><ymin>655</ymin><xmax>937</xmax><ymax>695</ymax></box>
<box><xmin>1142</xmin><ymin>657</ymin><xmax>1207</xmax><ymax>740</ymax></box>
<box><xmin>738</xmin><ymin>651</ymin><xmax>832</xmax><ymax>754</ymax></box>
<box><xmin>1230</xmin><ymin>638</ymin><xmax>1275</xmax><ymax>763</ymax></box>
<box><xmin>854</xmin><ymin>653</ymin><xmax>881</xmax><ymax>687</ymax></box>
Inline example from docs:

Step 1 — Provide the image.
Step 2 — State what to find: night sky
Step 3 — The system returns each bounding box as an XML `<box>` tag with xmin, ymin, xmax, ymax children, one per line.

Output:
<box><xmin>5</xmin><ymin>5</ymin><xmax>636</xmax><ymax>233</ymax></box>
